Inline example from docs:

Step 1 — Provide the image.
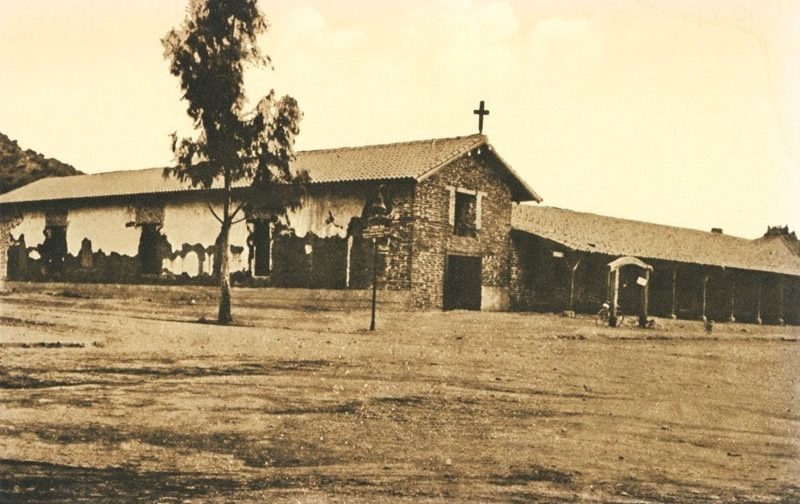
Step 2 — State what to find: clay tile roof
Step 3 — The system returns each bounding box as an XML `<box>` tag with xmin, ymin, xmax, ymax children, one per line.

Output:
<box><xmin>512</xmin><ymin>204</ymin><xmax>800</xmax><ymax>276</ymax></box>
<box><xmin>0</xmin><ymin>134</ymin><xmax>540</xmax><ymax>204</ymax></box>
<box><xmin>754</xmin><ymin>234</ymin><xmax>800</xmax><ymax>258</ymax></box>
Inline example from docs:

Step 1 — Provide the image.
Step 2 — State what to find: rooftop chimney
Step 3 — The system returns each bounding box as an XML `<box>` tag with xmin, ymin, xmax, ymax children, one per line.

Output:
<box><xmin>711</xmin><ymin>228</ymin><xmax>723</xmax><ymax>234</ymax></box>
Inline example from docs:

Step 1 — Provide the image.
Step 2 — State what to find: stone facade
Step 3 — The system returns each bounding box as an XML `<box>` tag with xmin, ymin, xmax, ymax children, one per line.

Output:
<box><xmin>373</xmin><ymin>181</ymin><xmax>415</xmax><ymax>291</ymax></box>
<box><xmin>409</xmin><ymin>151</ymin><xmax>514</xmax><ymax>310</ymax></box>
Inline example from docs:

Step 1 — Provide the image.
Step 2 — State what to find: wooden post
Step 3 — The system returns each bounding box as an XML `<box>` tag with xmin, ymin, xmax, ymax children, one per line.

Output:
<box><xmin>756</xmin><ymin>276</ymin><xmax>763</xmax><ymax>325</ymax></box>
<box><xmin>701</xmin><ymin>274</ymin><xmax>709</xmax><ymax>322</ymax></box>
<box><xmin>670</xmin><ymin>267</ymin><xmax>678</xmax><ymax>319</ymax></box>
<box><xmin>639</xmin><ymin>269</ymin><xmax>650</xmax><ymax>328</ymax></box>
<box><xmin>369</xmin><ymin>238</ymin><xmax>378</xmax><ymax>331</ymax></box>
<box><xmin>567</xmin><ymin>256</ymin><xmax>581</xmax><ymax>312</ymax></box>
<box><xmin>610</xmin><ymin>269</ymin><xmax>620</xmax><ymax>327</ymax></box>
<box><xmin>345</xmin><ymin>235</ymin><xmax>353</xmax><ymax>288</ymax></box>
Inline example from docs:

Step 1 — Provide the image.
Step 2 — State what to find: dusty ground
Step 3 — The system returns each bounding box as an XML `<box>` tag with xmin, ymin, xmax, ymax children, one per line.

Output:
<box><xmin>0</xmin><ymin>282</ymin><xmax>798</xmax><ymax>503</ymax></box>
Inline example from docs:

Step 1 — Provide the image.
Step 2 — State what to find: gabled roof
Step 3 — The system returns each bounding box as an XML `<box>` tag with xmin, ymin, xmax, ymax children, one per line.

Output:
<box><xmin>0</xmin><ymin>134</ymin><xmax>540</xmax><ymax>205</ymax></box>
<box><xmin>755</xmin><ymin>234</ymin><xmax>800</xmax><ymax>258</ymax></box>
<box><xmin>512</xmin><ymin>204</ymin><xmax>800</xmax><ymax>276</ymax></box>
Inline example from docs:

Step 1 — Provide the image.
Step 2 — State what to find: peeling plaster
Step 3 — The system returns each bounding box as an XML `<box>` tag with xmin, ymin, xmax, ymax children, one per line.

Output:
<box><xmin>67</xmin><ymin>206</ymin><xmax>139</xmax><ymax>256</ymax></box>
<box><xmin>10</xmin><ymin>211</ymin><xmax>46</xmax><ymax>248</ymax></box>
<box><xmin>284</xmin><ymin>192</ymin><xmax>365</xmax><ymax>239</ymax></box>
<box><xmin>6</xmin><ymin>190</ymin><xmax>373</xmax><ymax>283</ymax></box>
<box><xmin>162</xmin><ymin>200</ymin><xmax>248</xmax><ymax>250</ymax></box>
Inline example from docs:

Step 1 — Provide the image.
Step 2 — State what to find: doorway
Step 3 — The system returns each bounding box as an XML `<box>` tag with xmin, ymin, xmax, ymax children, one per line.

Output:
<box><xmin>138</xmin><ymin>224</ymin><xmax>162</xmax><ymax>275</ymax></box>
<box><xmin>251</xmin><ymin>219</ymin><xmax>271</xmax><ymax>276</ymax></box>
<box><xmin>618</xmin><ymin>266</ymin><xmax>643</xmax><ymax>316</ymax></box>
<box><xmin>444</xmin><ymin>255</ymin><xmax>482</xmax><ymax>310</ymax></box>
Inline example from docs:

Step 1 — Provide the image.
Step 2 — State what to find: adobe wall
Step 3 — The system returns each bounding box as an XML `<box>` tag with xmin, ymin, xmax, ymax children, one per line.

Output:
<box><xmin>0</xmin><ymin>212</ymin><xmax>22</xmax><ymax>290</ymax></box>
<box><xmin>410</xmin><ymin>151</ymin><xmax>514</xmax><ymax>310</ymax></box>
<box><xmin>2</xmin><ymin>182</ymin><xmax>414</xmax><ymax>292</ymax></box>
<box><xmin>4</xmin><ymin>196</ymin><xmax>250</xmax><ymax>282</ymax></box>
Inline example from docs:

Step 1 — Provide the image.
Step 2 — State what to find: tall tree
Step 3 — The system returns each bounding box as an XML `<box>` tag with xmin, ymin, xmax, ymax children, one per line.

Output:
<box><xmin>163</xmin><ymin>0</ymin><xmax>306</xmax><ymax>324</ymax></box>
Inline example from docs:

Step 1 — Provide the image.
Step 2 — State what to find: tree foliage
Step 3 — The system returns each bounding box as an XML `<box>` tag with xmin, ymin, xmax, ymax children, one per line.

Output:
<box><xmin>163</xmin><ymin>0</ymin><xmax>306</xmax><ymax>323</ymax></box>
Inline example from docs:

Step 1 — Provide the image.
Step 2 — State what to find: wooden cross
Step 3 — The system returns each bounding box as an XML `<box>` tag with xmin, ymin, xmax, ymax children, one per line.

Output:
<box><xmin>473</xmin><ymin>100</ymin><xmax>489</xmax><ymax>134</ymax></box>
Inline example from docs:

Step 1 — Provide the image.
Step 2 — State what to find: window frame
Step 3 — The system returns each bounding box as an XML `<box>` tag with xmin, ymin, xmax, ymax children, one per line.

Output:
<box><xmin>446</xmin><ymin>186</ymin><xmax>485</xmax><ymax>237</ymax></box>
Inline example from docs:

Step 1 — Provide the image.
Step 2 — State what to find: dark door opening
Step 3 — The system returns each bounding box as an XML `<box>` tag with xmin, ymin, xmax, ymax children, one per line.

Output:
<box><xmin>444</xmin><ymin>255</ymin><xmax>482</xmax><ymax>310</ymax></box>
<box><xmin>252</xmin><ymin>219</ymin><xmax>271</xmax><ymax>276</ymax></box>
<box><xmin>138</xmin><ymin>224</ymin><xmax>161</xmax><ymax>275</ymax></box>
<box><xmin>618</xmin><ymin>266</ymin><xmax>643</xmax><ymax>316</ymax></box>
<box><xmin>41</xmin><ymin>225</ymin><xmax>68</xmax><ymax>277</ymax></box>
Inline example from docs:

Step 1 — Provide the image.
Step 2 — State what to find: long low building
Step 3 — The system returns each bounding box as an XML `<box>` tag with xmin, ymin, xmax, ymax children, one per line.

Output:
<box><xmin>510</xmin><ymin>204</ymin><xmax>800</xmax><ymax>325</ymax></box>
<box><xmin>0</xmin><ymin>133</ymin><xmax>798</xmax><ymax>324</ymax></box>
<box><xmin>0</xmin><ymin>135</ymin><xmax>539</xmax><ymax>311</ymax></box>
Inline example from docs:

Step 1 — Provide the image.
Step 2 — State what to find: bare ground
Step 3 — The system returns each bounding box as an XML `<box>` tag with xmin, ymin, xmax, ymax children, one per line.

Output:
<box><xmin>0</xmin><ymin>282</ymin><xmax>798</xmax><ymax>503</ymax></box>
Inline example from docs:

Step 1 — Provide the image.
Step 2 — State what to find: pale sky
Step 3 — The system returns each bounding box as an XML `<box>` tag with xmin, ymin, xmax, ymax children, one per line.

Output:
<box><xmin>1</xmin><ymin>0</ymin><xmax>798</xmax><ymax>239</ymax></box>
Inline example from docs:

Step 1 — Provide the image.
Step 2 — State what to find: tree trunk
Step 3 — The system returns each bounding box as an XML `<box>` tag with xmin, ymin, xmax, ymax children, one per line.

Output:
<box><xmin>218</xmin><ymin>175</ymin><xmax>233</xmax><ymax>325</ymax></box>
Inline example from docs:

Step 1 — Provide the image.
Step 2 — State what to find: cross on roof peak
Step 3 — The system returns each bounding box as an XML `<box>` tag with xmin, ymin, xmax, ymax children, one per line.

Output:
<box><xmin>473</xmin><ymin>100</ymin><xmax>490</xmax><ymax>134</ymax></box>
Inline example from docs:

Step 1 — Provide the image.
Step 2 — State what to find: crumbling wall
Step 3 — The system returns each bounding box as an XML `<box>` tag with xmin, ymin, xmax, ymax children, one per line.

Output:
<box><xmin>161</xmin><ymin>198</ymin><xmax>248</xmax><ymax>276</ymax></box>
<box><xmin>0</xmin><ymin>211</ymin><xmax>23</xmax><ymax>288</ymax></box>
<box><xmin>283</xmin><ymin>188</ymin><xmax>365</xmax><ymax>239</ymax></box>
<box><xmin>1</xmin><ymin>182</ymin><xmax>414</xmax><ymax>290</ymax></box>
<box><xmin>66</xmin><ymin>205</ymin><xmax>140</xmax><ymax>256</ymax></box>
<box><xmin>8</xmin><ymin>210</ymin><xmax>46</xmax><ymax>249</ymax></box>
<box><xmin>264</xmin><ymin>181</ymin><xmax>413</xmax><ymax>290</ymax></box>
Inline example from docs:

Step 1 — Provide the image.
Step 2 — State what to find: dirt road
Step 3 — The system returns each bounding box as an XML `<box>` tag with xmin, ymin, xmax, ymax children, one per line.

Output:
<box><xmin>1</xmin><ymin>283</ymin><xmax>798</xmax><ymax>502</ymax></box>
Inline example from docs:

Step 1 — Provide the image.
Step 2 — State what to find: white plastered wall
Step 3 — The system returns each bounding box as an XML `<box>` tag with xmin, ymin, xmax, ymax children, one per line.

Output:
<box><xmin>7</xmin><ymin>190</ymin><xmax>367</xmax><ymax>277</ymax></box>
<box><xmin>66</xmin><ymin>205</ymin><xmax>139</xmax><ymax>256</ymax></box>
<box><xmin>283</xmin><ymin>191</ymin><xmax>365</xmax><ymax>239</ymax></box>
<box><xmin>161</xmin><ymin>200</ymin><xmax>249</xmax><ymax>274</ymax></box>
<box><xmin>9</xmin><ymin>211</ymin><xmax>46</xmax><ymax>248</ymax></box>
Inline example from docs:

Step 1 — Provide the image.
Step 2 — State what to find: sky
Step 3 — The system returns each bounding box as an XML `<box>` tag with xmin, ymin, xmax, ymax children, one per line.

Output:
<box><xmin>1</xmin><ymin>0</ymin><xmax>798</xmax><ymax>239</ymax></box>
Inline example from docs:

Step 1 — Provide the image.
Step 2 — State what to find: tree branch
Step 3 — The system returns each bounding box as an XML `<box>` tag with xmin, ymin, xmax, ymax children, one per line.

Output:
<box><xmin>207</xmin><ymin>203</ymin><xmax>223</xmax><ymax>224</ymax></box>
<box><xmin>231</xmin><ymin>216</ymin><xmax>248</xmax><ymax>225</ymax></box>
<box><xmin>230</xmin><ymin>201</ymin><xmax>245</xmax><ymax>221</ymax></box>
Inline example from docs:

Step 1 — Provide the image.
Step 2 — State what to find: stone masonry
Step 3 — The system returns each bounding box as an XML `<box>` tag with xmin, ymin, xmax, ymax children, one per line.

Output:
<box><xmin>410</xmin><ymin>150</ymin><xmax>514</xmax><ymax>309</ymax></box>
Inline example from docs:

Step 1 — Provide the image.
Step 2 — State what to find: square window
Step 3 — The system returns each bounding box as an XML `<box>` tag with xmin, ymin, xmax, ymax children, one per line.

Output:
<box><xmin>454</xmin><ymin>192</ymin><xmax>477</xmax><ymax>237</ymax></box>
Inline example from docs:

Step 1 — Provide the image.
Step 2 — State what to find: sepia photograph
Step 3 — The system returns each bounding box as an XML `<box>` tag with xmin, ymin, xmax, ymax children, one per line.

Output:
<box><xmin>1</xmin><ymin>0</ymin><xmax>798</xmax><ymax>502</ymax></box>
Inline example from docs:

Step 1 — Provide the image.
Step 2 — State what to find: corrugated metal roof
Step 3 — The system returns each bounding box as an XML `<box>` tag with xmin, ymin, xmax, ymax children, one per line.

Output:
<box><xmin>0</xmin><ymin>134</ymin><xmax>540</xmax><ymax>204</ymax></box>
<box><xmin>512</xmin><ymin>204</ymin><xmax>800</xmax><ymax>276</ymax></box>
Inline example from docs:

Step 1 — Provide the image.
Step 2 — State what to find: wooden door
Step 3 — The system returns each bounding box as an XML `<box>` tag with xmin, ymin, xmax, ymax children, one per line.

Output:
<box><xmin>444</xmin><ymin>255</ymin><xmax>482</xmax><ymax>310</ymax></box>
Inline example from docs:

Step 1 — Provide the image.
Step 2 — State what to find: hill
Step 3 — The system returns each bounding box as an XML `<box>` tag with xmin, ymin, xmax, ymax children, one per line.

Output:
<box><xmin>0</xmin><ymin>132</ymin><xmax>82</xmax><ymax>194</ymax></box>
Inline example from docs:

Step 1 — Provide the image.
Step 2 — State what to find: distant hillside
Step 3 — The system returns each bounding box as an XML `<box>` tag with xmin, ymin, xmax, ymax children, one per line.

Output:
<box><xmin>0</xmin><ymin>132</ymin><xmax>83</xmax><ymax>194</ymax></box>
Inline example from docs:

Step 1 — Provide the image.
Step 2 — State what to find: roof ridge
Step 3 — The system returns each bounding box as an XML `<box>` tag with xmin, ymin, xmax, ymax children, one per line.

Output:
<box><xmin>23</xmin><ymin>136</ymin><xmax>486</xmax><ymax>178</ymax></box>
<box><xmin>297</xmin><ymin>134</ymin><xmax>485</xmax><ymax>155</ymax></box>
<box><xmin>0</xmin><ymin>133</ymin><xmax>544</xmax><ymax>205</ymax></box>
<box><xmin>419</xmin><ymin>135</ymin><xmax>487</xmax><ymax>175</ymax></box>
<box><xmin>33</xmin><ymin>166</ymin><xmax>168</xmax><ymax>180</ymax></box>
